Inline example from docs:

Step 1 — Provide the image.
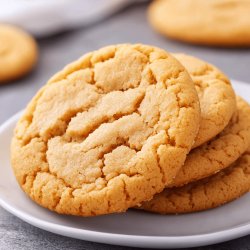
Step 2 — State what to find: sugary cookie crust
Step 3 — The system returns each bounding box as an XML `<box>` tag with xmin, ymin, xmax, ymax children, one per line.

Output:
<box><xmin>149</xmin><ymin>0</ymin><xmax>250</xmax><ymax>47</ymax></box>
<box><xmin>173</xmin><ymin>53</ymin><xmax>236</xmax><ymax>148</ymax></box>
<box><xmin>11</xmin><ymin>44</ymin><xmax>200</xmax><ymax>216</ymax></box>
<box><xmin>139</xmin><ymin>146</ymin><xmax>250</xmax><ymax>214</ymax></box>
<box><xmin>0</xmin><ymin>24</ymin><xmax>37</xmax><ymax>82</ymax></box>
<box><xmin>171</xmin><ymin>97</ymin><xmax>250</xmax><ymax>187</ymax></box>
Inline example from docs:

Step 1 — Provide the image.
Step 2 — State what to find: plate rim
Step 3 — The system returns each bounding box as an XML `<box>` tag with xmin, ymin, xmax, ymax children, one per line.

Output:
<box><xmin>0</xmin><ymin>79</ymin><xmax>250</xmax><ymax>249</ymax></box>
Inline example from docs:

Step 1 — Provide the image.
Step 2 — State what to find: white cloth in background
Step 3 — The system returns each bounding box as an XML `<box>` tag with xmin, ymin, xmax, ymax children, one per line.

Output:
<box><xmin>0</xmin><ymin>0</ymin><xmax>146</xmax><ymax>37</ymax></box>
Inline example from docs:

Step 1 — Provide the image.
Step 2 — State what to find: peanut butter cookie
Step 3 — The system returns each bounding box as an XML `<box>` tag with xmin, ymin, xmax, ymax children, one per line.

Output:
<box><xmin>0</xmin><ymin>24</ymin><xmax>38</xmax><ymax>83</ymax></box>
<box><xmin>11</xmin><ymin>44</ymin><xmax>200</xmax><ymax>216</ymax></box>
<box><xmin>173</xmin><ymin>53</ymin><xmax>236</xmax><ymax>148</ymax></box>
<box><xmin>139</xmin><ymin>146</ymin><xmax>250</xmax><ymax>214</ymax></box>
<box><xmin>149</xmin><ymin>0</ymin><xmax>250</xmax><ymax>47</ymax></box>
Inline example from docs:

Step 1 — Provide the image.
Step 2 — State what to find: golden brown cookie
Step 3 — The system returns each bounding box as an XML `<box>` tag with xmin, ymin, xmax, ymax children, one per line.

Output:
<box><xmin>171</xmin><ymin>96</ymin><xmax>250</xmax><ymax>188</ymax></box>
<box><xmin>0</xmin><ymin>24</ymin><xmax>38</xmax><ymax>83</ymax></box>
<box><xmin>148</xmin><ymin>0</ymin><xmax>250</xmax><ymax>47</ymax></box>
<box><xmin>139</xmin><ymin>146</ymin><xmax>250</xmax><ymax>214</ymax></box>
<box><xmin>11</xmin><ymin>44</ymin><xmax>200</xmax><ymax>216</ymax></box>
<box><xmin>173</xmin><ymin>53</ymin><xmax>236</xmax><ymax>148</ymax></box>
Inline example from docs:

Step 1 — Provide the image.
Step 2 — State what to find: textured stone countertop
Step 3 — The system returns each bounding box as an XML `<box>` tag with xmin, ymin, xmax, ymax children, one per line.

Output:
<box><xmin>0</xmin><ymin>2</ymin><xmax>250</xmax><ymax>250</ymax></box>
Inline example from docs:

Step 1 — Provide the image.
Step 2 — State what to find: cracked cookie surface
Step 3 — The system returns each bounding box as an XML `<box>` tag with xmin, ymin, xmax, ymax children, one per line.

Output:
<box><xmin>139</xmin><ymin>146</ymin><xmax>250</xmax><ymax>214</ymax></box>
<box><xmin>0</xmin><ymin>24</ymin><xmax>37</xmax><ymax>83</ymax></box>
<box><xmin>170</xmin><ymin>96</ymin><xmax>250</xmax><ymax>188</ymax></box>
<box><xmin>11</xmin><ymin>44</ymin><xmax>200</xmax><ymax>216</ymax></box>
<box><xmin>149</xmin><ymin>0</ymin><xmax>250</xmax><ymax>47</ymax></box>
<box><xmin>173</xmin><ymin>53</ymin><xmax>236</xmax><ymax>148</ymax></box>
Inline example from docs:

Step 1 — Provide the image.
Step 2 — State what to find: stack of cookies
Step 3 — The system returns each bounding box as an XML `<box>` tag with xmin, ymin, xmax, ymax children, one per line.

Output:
<box><xmin>11</xmin><ymin>44</ymin><xmax>250</xmax><ymax>216</ymax></box>
<box><xmin>139</xmin><ymin>54</ymin><xmax>250</xmax><ymax>214</ymax></box>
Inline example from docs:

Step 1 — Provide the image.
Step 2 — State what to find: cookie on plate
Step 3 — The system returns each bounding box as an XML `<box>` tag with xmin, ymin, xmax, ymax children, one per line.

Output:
<box><xmin>11</xmin><ymin>44</ymin><xmax>200</xmax><ymax>216</ymax></box>
<box><xmin>173</xmin><ymin>53</ymin><xmax>236</xmax><ymax>148</ymax></box>
<box><xmin>139</xmin><ymin>146</ymin><xmax>250</xmax><ymax>214</ymax></box>
<box><xmin>171</xmin><ymin>96</ymin><xmax>250</xmax><ymax>188</ymax></box>
<box><xmin>148</xmin><ymin>0</ymin><xmax>250</xmax><ymax>47</ymax></box>
<box><xmin>0</xmin><ymin>24</ymin><xmax>38</xmax><ymax>83</ymax></box>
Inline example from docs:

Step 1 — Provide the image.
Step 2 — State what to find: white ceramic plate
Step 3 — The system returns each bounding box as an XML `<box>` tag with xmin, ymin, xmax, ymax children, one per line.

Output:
<box><xmin>0</xmin><ymin>80</ymin><xmax>250</xmax><ymax>249</ymax></box>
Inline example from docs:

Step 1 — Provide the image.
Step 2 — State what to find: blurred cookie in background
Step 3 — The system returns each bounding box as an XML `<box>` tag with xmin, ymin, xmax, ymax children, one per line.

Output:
<box><xmin>0</xmin><ymin>24</ymin><xmax>38</xmax><ymax>83</ymax></box>
<box><xmin>148</xmin><ymin>0</ymin><xmax>250</xmax><ymax>47</ymax></box>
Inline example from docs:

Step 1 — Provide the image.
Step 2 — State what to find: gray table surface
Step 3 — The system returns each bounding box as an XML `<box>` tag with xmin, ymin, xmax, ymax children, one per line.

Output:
<box><xmin>1</xmin><ymin>2</ymin><xmax>250</xmax><ymax>250</ymax></box>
